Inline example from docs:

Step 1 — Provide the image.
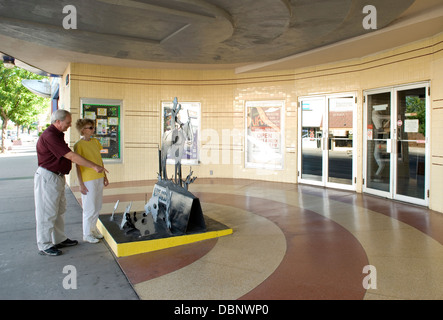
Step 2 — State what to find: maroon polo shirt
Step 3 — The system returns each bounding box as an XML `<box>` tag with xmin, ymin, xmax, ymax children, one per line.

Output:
<box><xmin>36</xmin><ymin>124</ymin><xmax>72</xmax><ymax>175</ymax></box>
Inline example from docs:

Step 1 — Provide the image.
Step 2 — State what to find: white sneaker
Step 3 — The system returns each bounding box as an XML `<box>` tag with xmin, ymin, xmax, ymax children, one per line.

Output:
<box><xmin>92</xmin><ymin>229</ymin><xmax>104</xmax><ymax>239</ymax></box>
<box><xmin>83</xmin><ymin>235</ymin><xmax>100</xmax><ymax>243</ymax></box>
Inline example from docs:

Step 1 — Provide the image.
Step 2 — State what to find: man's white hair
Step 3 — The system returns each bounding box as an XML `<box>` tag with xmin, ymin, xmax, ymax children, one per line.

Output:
<box><xmin>51</xmin><ymin>109</ymin><xmax>71</xmax><ymax>124</ymax></box>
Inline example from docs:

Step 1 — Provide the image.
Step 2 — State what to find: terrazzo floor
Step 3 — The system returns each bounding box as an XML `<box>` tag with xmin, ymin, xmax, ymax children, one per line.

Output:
<box><xmin>72</xmin><ymin>178</ymin><xmax>443</xmax><ymax>300</ymax></box>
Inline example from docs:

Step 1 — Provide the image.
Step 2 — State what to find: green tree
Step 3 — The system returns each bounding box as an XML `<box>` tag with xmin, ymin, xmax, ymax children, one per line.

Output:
<box><xmin>0</xmin><ymin>62</ymin><xmax>49</xmax><ymax>152</ymax></box>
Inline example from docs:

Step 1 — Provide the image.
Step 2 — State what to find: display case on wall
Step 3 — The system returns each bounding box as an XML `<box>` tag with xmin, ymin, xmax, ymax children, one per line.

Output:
<box><xmin>80</xmin><ymin>98</ymin><xmax>122</xmax><ymax>163</ymax></box>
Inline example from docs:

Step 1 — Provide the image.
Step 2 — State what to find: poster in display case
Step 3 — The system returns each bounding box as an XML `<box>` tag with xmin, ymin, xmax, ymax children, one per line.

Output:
<box><xmin>161</xmin><ymin>100</ymin><xmax>200</xmax><ymax>165</ymax></box>
<box><xmin>245</xmin><ymin>100</ymin><xmax>285</xmax><ymax>169</ymax></box>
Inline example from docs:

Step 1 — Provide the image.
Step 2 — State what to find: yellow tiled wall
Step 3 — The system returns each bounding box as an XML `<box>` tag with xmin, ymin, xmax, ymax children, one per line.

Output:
<box><xmin>63</xmin><ymin>31</ymin><xmax>443</xmax><ymax>212</ymax></box>
<box><xmin>430</xmin><ymin>37</ymin><xmax>443</xmax><ymax>212</ymax></box>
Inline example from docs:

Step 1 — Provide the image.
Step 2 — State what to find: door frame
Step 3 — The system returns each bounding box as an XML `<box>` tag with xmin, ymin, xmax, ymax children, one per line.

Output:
<box><xmin>298</xmin><ymin>92</ymin><xmax>357</xmax><ymax>191</ymax></box>
<box><xmin>363</xmin><ymin>82</ymin><xmax>430</xmax><ymax>206</ymax></box>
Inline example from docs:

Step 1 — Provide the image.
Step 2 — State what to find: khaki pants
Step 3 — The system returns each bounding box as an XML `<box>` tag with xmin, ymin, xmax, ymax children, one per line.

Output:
<box><xmin>34</xmin><ymin>167</ymin><xmax>67</xmax><ymax>251</ymax></box>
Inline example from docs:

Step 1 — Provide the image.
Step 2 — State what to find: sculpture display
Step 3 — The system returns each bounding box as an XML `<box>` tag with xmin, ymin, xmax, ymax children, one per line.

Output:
<box><xmin>111</xmin><ymin>97</ymin><xmax>206</xmax><ymax>239</ymax></box>
<box><xmin>160</xmin><ymin>97</ymin><xmax>195</xmax><ymax>187</ymax></box>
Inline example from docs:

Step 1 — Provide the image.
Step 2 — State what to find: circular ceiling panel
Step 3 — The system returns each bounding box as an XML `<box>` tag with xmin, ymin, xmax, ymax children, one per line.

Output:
<box><xmin>0</xmin><ymin>0</ymin><xmax>416</xmax><ymax>64</ymax></box>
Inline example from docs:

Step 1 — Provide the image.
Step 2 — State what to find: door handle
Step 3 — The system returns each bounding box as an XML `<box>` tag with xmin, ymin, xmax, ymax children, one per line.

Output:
<box><xmin>386</xmin><ymin>139</ymin><xmax>398</xmax><ymax>154</ymax></box>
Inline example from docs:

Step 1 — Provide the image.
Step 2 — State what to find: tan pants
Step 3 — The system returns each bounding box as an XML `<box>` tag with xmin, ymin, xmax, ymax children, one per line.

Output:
<box><xmin>34</xmin><ymin>167</ymin><xmax>67</xmax><ymax>251</ymax></box>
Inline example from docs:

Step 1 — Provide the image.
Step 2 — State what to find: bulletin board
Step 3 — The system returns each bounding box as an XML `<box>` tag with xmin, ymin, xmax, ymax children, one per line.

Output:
<box><xmin>81</xmin><ymin>99</ymin><xmax>122</xmax><ymax>162</ymax></box>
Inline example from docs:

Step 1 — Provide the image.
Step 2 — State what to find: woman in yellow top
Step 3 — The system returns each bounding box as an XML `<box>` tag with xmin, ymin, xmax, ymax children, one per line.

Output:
<box><xmin>74</xmin><ymin>119</ymin><xmax>109</xmax><ymax>243</ymax></box>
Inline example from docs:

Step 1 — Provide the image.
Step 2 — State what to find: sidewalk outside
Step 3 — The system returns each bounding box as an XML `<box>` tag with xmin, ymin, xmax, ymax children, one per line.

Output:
<box><xmin>0</xmin><ymin>141</ymin><xmax>138</xmax><ymax>299</ymax></box>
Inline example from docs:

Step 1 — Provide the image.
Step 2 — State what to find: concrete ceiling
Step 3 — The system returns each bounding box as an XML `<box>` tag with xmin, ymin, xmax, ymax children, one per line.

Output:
<box><xmin>0</xmin><ymin>0</ymin><xmax>442</xmax><ymax>75</ymax></box>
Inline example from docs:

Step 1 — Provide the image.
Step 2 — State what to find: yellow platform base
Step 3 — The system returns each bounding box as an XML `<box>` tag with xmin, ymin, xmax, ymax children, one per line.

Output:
<box><xmin>97</xmin><ymin>219</ymin><xmax>233</xmax><ymax>257</ymax></box>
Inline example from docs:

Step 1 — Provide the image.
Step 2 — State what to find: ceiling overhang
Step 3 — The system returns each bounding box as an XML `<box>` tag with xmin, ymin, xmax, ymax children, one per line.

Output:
<box><xmin>0</xmin><ymin>0</ymin><xmax>441</xmax><ymax>76</ymax></box>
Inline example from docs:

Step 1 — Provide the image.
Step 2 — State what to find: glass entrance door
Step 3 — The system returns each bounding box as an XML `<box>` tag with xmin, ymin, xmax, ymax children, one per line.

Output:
<box><xmin>365</xmin><ymin>91</ymin><xmax>392</xmax><ymax>195</ymax></box>
<box><xmin>327</xmin><ymin>97</ymin><xmax>355</xmax><ymax>186</ymax></box>
<box><xmin>364</xmin><ymin>83</ymin><xmax>429</xmax><ymax>206</ymax></box>
<box><xmin>298</xmin><ymin>94</ymin><xmax>356</xmax><ymax>190</ymax></box>
<box><xmin>395</xmin><ymin>87</ymin><xmax>428</xmax><ymax>202</ymax></box>
<box><xmin>299</xmin><ymin>97</ymin><xmax>325</xmax><ymax>185</ymax></box>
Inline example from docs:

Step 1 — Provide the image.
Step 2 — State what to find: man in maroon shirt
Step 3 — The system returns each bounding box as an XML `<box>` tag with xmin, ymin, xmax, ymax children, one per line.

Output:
<box><xmin>35</xmin><ymin>109</ymin><xmax>107</xmax><ymax>256</ymax></box>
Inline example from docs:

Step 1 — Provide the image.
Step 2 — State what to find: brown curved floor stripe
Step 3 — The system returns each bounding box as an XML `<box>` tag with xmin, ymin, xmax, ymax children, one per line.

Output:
<box><xmin>296</xmin><ymin>184</ymin><xmax>443</xmax><ymax>246</ymax></box>
<box><xmin>117</xmin><ymin>238</ymin><xmax>218</xmax><ymax>285</ymax></box>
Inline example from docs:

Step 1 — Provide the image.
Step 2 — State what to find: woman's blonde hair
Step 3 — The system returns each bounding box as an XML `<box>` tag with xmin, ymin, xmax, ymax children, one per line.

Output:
<box><xmin>75</xmin><ymin>118</ymin><xmax>95</xmax><ymax>134</ymax></box>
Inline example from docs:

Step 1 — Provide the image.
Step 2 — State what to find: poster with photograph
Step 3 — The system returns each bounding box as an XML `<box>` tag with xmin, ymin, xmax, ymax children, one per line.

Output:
<box><xmin>161</xmin><ymin>101</ymin><xmax>200</xmax><ymax>165</ymax></box>
<box><xmin>246</xmin><ymin>101</ymin><xmax>284</xmax><ymax>169</ymax></box>
<box><xmin>96</xmin><ymin>119</ymin><xmax>108</xmax><ymax>135</ymax></box>
<box><xmin>81</xmin><ymin>100</ymin><xmax>121</xmax><ymax>161</ymax></box>
<box><xmin>84</xmin><ymin>111</ymin><xmax>96</xmax><ymax>120</ymax></box>
<box><xmin>108</xmin><ymin>117</ymin><xmax>119</xmax><ymax>126</ymax></box>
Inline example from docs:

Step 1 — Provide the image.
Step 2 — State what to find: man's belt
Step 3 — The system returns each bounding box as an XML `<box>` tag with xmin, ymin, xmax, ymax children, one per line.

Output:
<box><xmin>41</xmin><ymin>167</ymin><xmax>65</xmax><ymax>176</ymax></box>
<box><xmin>50</xmin><ymin>170</ymin><xmax>65</xmax><ymax>176</ymax></box>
